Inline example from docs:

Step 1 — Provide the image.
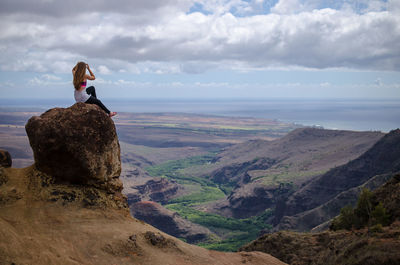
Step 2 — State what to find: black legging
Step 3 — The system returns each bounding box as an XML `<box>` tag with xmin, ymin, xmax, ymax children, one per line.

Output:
<box><xmin>84</xmin><ymin>86</ymin><xmax>110</xmax><ymax>114</ymax></box>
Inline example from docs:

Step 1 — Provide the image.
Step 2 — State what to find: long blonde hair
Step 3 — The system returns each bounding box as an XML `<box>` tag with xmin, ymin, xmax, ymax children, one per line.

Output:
<box><xmin>73</xmin><ymin>62</ymin><xmax>87</xmax><ymax>90</ymax></box>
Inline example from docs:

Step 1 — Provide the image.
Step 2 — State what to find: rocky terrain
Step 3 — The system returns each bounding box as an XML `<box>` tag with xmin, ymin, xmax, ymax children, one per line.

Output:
<box><xmin>0</xmin><ymin>103</ymin><xmax>286</xmax><ymax>265</ymax></box>
<box><xmin>240</xmin><ymin>174</ymin><xmax>400</xmax><ymax>265</ymax></box>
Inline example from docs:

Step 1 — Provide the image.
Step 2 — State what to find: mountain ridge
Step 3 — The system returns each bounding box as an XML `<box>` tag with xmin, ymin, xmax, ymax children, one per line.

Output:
<box><xmin>276</xmin><ymin>129</ymin><xmax>400</xmax><ymax>230</ymax></box>
<box><xmin>200</xmin><ymin>128</ymin><xmax>384</xmax><ymax>219</ymax></box>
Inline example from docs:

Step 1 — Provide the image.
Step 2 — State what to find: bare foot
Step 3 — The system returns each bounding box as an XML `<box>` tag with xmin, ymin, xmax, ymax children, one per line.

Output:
<box><xmin>109</xmin><ymin>112</ymin><xmax>117</xmax><ymax>117</ymax></box>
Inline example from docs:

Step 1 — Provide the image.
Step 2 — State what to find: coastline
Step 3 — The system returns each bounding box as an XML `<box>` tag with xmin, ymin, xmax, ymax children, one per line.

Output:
<box><xmin>0</xmin><ymin>98</ymin><xmax>399</xmax><ymax>132</ymax></box>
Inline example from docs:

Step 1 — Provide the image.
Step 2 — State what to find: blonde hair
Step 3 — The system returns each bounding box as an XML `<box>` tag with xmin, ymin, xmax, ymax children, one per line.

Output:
<box><xmin>73</xmin><ymin>62</ymin><xmax>86</xmax><ymax>90</ymax></box>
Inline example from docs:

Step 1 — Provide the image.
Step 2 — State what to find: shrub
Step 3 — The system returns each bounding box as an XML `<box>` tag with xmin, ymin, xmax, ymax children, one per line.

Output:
<box><xmin>371</xmin><ymin>202</ymin><xmax>391</xmax><ymax>226</ymax></box>
<box><xmin>331</xmin><ymin>205</ymin><xmax>357</xmax><ymax>231</ymax></box>
<box><xmin>354</xmin><ymin>188</ymin><xmax>374</xmax><ymax>227</ymax></box>
<box><xmin>331</xmin><ymin>188</ymin><xmax>391</xmax><ymax>231</ymax></box>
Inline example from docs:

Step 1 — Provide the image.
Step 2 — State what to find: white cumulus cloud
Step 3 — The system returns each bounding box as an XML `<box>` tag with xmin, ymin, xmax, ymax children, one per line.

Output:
<box><xmin>0</xmin><ymin>0</ymin><xmax>399</xmax><ymax>74</ymax></box>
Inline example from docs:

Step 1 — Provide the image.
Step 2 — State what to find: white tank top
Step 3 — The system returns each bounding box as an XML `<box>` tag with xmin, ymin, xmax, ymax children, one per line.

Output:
<box><xmin>74</xmin><ymin>89</ymin><xmax>90</xmax><ymax>103</ymax></box>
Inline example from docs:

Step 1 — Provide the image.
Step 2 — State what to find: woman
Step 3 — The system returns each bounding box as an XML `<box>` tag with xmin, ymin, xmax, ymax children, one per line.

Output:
<box><xmin>72</xmin><ymin>62</ymin><xmax>117</xmax><ymax>117</ymax></box>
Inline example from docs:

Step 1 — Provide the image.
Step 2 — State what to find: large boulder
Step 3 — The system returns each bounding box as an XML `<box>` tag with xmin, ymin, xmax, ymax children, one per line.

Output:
<box><xmin>0</xmin><ymin>149</ymin><xmax>12</xmax><ymax>168</ymax></box>
<box><xmin>25</xmin><ymin>103</ymin><xmax>122</xmax><ymax>193</ymax></box>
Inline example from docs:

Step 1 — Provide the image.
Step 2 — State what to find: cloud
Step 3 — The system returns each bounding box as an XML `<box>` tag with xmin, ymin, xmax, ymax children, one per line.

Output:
<box><xmin>97</xmin><ymin>65</ymin><xmax>111</xmax><ymax>75</ymax></box>
<box><xmin>0</xmin><ymin>0</ymin><xmax>399</xmax><ymax>74</ymax></box>
<box><xmin>0</xmin><ymin>0</ymin><xmax>193</xmax><ymax>19</ymax></box>
<box><xmin>180</xmin><ymin>61</ymin><xmax>217</xmax><ymax>74</ymax></box>
<box><xmin>41</xmin><ymin>74</ymin><xmax>61</xmax><ymax>81</ymax></box>
<box><xmin>0</xmin><ymin>81</ymin><xmax>16</xmax><ymax>88</ymax></box>
<box><xmin>28</xmin><ymin>74</ymin><xmax>66</xmax><ymax>86</ymax></box>
<box><xmin>320</xmin><ymin>82</ymin><xmax>331</xmax><ymax>87</ymax></box>
<box><xmin>271</xmin><ymin>0</ymin><xmax>305</xmax><ymax>14</ymax></box>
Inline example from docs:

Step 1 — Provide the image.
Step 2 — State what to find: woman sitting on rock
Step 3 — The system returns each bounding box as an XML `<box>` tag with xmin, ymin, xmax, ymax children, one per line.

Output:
<box><xmin>72</xmin><ymin>62</ymin><xmax>117</xmax><ymax>117</ymax></box>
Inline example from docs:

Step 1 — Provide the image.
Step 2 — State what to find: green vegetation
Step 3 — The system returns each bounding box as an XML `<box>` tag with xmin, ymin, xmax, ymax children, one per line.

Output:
<box><xmin>371</xmin><ymin>202</ymin><xmax>390</xmax><ymax>226</ymax></box>
<box><xmin>166</xmin><ymin>203</ymin><xmax>272</xmax><ymax>251</ymax></box>
<box><xmin>145</xmin><ymin>153</ymin><xmax>273</xmax><ymax>251</ymax></box>
<box><xmin>146</xmin><ymin>153</ymin><xmax>217</xmax><ymax>184</ymax></box>
<box><xmin>218</xmin><ymin>183</ymin><xmax>235</xmax><ymax>195</ymax></box>
<box><xmin>331</xmin><ymin>205</ymin><xmax>357</xmax><ymax>230</ymax></box>
<box><xmin>331</xmin><ymin>188</ymin><xmax>391</xmax><ymax>231</ymax></box>
<box><xmin>168</xmin><ymin>186</ymin><xmax>225</xmax><ymax>204</ymax></box>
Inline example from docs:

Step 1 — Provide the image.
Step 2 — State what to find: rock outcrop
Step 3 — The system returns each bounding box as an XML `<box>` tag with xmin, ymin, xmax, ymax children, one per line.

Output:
<box><xmin>0</xmin><ymin>149</ymin><xmax>12</xmax><ymax>168</ymax></box>
<box><xmin>25</xmin><ymin>103</ymin><xmax>122</xmax><ymax>193</ymax></box>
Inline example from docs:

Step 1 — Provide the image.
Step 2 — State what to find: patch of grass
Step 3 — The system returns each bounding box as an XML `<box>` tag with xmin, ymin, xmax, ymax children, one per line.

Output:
<box><xmin>180</xmin><ymin>162</ymin><xmax>220</xmax><ymax>178</ymax></box>
<box><xmin>169</xmin><ymin>186</ymin><xmax>225</xmax><ymax>204</ymax></box>
<box><xmin>145</xmin><ymin>153</ymin><xmax>224</xmax><ymax>190</ymax></box>
<box><xmin>146</xmin><ymin>153</ymin><xmax>216</xmax><ymax>178</ymax></box>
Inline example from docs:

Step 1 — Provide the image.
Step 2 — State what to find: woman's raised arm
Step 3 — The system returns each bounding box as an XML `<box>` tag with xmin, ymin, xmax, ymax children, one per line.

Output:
<box><xmin>86</xmin><ymin>64</ymin><xmax>95</xmax><ymax>80</ymax></box>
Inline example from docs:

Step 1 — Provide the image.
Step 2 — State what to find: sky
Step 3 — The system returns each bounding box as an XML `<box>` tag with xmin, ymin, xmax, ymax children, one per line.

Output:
<box><xmin>0</xmin><ymin>0</ymin><xmax>400</xmax><ymax>100</ymax></box>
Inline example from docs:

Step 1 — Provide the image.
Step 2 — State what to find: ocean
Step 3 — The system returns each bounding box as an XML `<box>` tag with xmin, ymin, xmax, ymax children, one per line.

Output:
<box><xmin>1</xmin><ymin>98</ymin><xmax>399</xmax><ymax>132</ymax></box>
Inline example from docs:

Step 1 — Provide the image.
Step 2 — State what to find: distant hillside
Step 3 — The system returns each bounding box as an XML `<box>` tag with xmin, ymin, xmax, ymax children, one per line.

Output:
<box><xmin>115</xmin><ymin>112</ymin><xmax>300</xmax><ymax>148</ymax></box>
<box><xmin>277</xmin><ymin>173</ymin><xmax>393</xmax><ymax>232</ymax></box>
<box><xmin>240</xmin><ymin>174</ymin><xmax>400</xmax><ymax>265</ymax></box>
<box><xmin>201</xmin><ymin>128</ymin><xmax>384</xmax><ymax>219</ymax></box>
<box><xmin>277</xmin><ymin>129</ymin><xmax>400</xmax><ymax>231</ymax></box>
